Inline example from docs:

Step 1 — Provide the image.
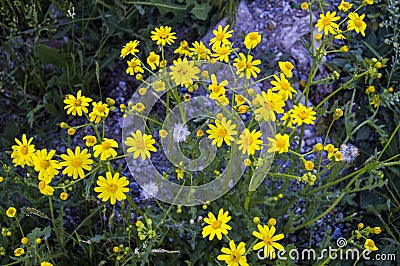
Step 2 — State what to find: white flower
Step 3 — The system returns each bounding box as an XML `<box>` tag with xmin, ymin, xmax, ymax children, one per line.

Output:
<box><xmin>67</xmin><ymin>6</ymin><xmax>76</xmax><ymax>18</ymax></box>
<box><xmin>141</xmin><ymin>181</ymin><xmax>159</xmax><ymax>200</ymax></box>
<box><xmin>172</xmin><ymin>122</ymin><xmax>190</xmax><ymax>143</ymax></box>
<box><xmin>340</xmin><ymin>144</ymin><xmax>359</xmax><ymax>163</ymax></box>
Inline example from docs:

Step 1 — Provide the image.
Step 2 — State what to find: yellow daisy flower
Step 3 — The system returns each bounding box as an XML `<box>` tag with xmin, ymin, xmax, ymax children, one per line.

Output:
<box><xmin>38</xmin><ymin>180</ymin><xmax>54</xmax><ymax>196</ymax></box>
<box><xmin>278</xmin><ymin>61</ymin><xmax>294</xmax><ymax>78</ymax></box>
<box><xmin>93</xmin><ymin>138</ymin><xmax>118</xmax><ymax>161</ymax></box>
<box><xmin>347</xmin><ymin>12</ymin><xmax>367</xmax><ymax>36</ymax></box>
<box><xmin>126</xmin><ymin>58</ymin><xmax>144</xmax><ymax>76</ymax></box>
<box><xmin>151</xmin><ymin>26</ymin><xmax>177</xmax><ymax>46</ymax></box>
<box><xmin>120</xmin><ymin>40</ymin><xmax>140</xmax><ymax>58</ymax></box>
<box><xmin>125</xmin><ymin>130</ymin><xmax>157</xmax><ymax>160</ymax></box>
<box><xmin>244</xmin><ymin>32</ymin><xmax>262</xmax><ymax>49</ymax></box>
<box><xmin>217</xmin><ymin>240</ymin><xmax>249</xmax><ymax>266</ymax></box>
<box><xmin>254</xmin><ymin>90</ymin><xmax>285</xmax><ymax>122</ymax></box>
<box><xmin>324</xmin><ymin>144</ymin><xmax>338</xmax><ymax>158</ymax></box>
<box><xmin>83</xmin><ymin>135</ymin><xmax>97</xmax><ymax>147</ymax></box>
<box><xmin>170</xmin><ymin>57</ymin><xmax>200</xmax><ymax>86</ymax></box>
<box><xmin>252</xmin><ymin>224</ymin><xmax>285</xmax><ymax>259</ymax></box>
<box><xmin>208</xmin><ymin>74</ymin><xmax>228</xmax><ymax>100</ymax></box>
<box><xmin>271</xmin><ymin>73</ymin><xmax>297</xmax><ymax>100</ymax></box>
<box><xmin>152</xmin><ymin>80</ymin><xmax>166</xmax><ymax>92</ymax></box>
<box><xmin>206</xmin><ymin>117</ymin><xmax>238</xmax><ymax>147</ymax></box>
<box><xmin>94</xmin><ymin>172</ymin><xmax>129</xmax><ymax>205</ymax></box>
<box><xmin>209</xmin><ymin>24</ymin><xmax>234</xmax><ymax>49</ymax></box>
<box><xmin>267</xmin><ymin>133</ymin><xmax>290</xmax><ymax>154</ymax></box>
<box><xmin>64</xmin><ymin>90</ymin><xmax>93</xmax><ymax>116</ymax></box>
<box><xmin>233</xmin><ymin>53</ymin><xmax>261</xmax><ymax>79</ymax></box>
<box><xmin>291</xmin><ymin>103</ymin><xmax>316</xmax><ymax>125</ymax></box>
<box><xmin>147</xmin><ymin>51</ymin><xmax>160</xmax><ymax>70</ymax></box>
<box><xmin>338</xmin><ymin>0</ymin><xmax>353</xmax><ymax>12</ymax></box>
<box><xmin>174</xmin><ymin>40</ymin><xmax>192</xmax><ymax>57</ymax></box>
<box><xmin>89</xmin><ymin>101</ymin><xmax>109</xmax><ymax>124</ymax></box>
<box><xmin>40</xmin><ymin>262</ymin><xmax>54</xmax><ymax>266</ymax></box>
<box><xmin>316</xmin><ymin>11</ymin><xmax>340</xmax><ymax>35</ymax></box>
<box><xmin>14</xmin><ymin>248</ymin><xmax>25</xmax><ymax>257</ymax></box>
<box><xmin>32</xmin><ymin>149</ymin><xmax>61</xmax><ymax>181</ymax></box>
<box><xmin>6</xmin><ymin>207</ymin><xmax>17</xmax><ymax>218</ymax></box>
<box><xmin>189</xmin><ymin>41</ymin><xmax>211</xmax><ymax>60</ymax></box>
<box><xmin>60</xmin><ymin>146</ymin><xmax>93</xmax><ymax>179</ymax></box>
<box><xmin>212</xmin><ymin>44</ymin><xmax>234</xmax><ymax>63</ymax></box>
<box><xmin>304</xmin><ymin>160</ymin><xmax>314</xmax><ymax>170</ymax></box>
<box><xmin>237</xmin><ymin>129</ymin><xmax>263</xmax><ymax>155</ymax></box>
<box><xmin>202</xmin><ymin>208</ymin><xmax>232</xmax><ymax>240</ymax></box>
<box><xmin>11</xmin><ymin>134</ymin><xmax>35</xmax><ymax>168</ymax></box>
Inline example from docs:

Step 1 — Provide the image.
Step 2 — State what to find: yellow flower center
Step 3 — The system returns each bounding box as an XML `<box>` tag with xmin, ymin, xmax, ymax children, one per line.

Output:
<box><xmin>137</xmin><ymin>139</ymin><xmax>146</xmax><ymax>149</ymax></box>
<box><xmin>218</xmin><ymin>128</ymin><xmax>227</xmax><ymax>137</ymax></box>
<box><xmin>246</xmin><ymin>62</ymin><xmax>253</xmax><ymax>69</ymax></box>
<box><xmin>263</xmin><ymin>235</ymin><xmax>273</xmax><ymax>245</ymax></box>
<box><xmin>237</xmin><ymin>61</ymin><xmax>245</xmax><ymax>69</ymax></box>
<box><xmin>72</xmin><ymin>159</ymin><xmax>82</xmax><ymax>167</ymax></box>
<box><xmin>159</xmin><ymin>32</ymin><xmax>168</xmax><ymax>39</ymax></box>
<box><xmin>129</xmin><ymin>61</ymin><xmax>137</xmax><ymax>68</ymax></box>
<box><xmin>39</xmin><ymin>181</ymin><xmax>46</xmax><ymax>190</ymax></box>
<box><xmin>276</xmin><ymin>139</ymin><xmax>286</xmax><ymax>149</ymax></box>
<box><xmin>281</xmin><ymin>82</ymin><xmax>290</xmax><ymax>90</ymax></box>
<box><xmin>219</xmin><ymin>48</ymin><xmax>229</xmax><ymax>55</ymax></box>
<box><xmin>108</xmin><ymin>184</ymin><xmax>118</xmax><ymax>192</ymax></box>
<box><xmin>20</xmin><ymin>145</ymin><xmax>28</xmax><ymax>155</ymax></box>
<box><xmin>40</xmin><ymin>160</ymin><xmax>50</xmax><ymax>168</ymax></box>
<box><xmin>102</xmin><ymin>141</ymin><xmax>111</xmax><ymax>150</ymax></box>
<box><xmin>343</xmin><ymin>3</ymin><xmax>350</xmax><ymax>8</ymax></box>
<box><xmin>322</xmin><ymin>17</ymin><xmax>332</xmax><ymax>26</ymax></box>
<box><xmin>284</xmin><ymin>62</ymin><xmax>293</xmax><ymax>70</ymax></box>
<box><xmin>249</xmin><ymin>33</ymin><xmax>259</xmax><ymax>40</ymax></box>
<box><xmin>216</xmin><ymin>33</ymin><xmax>225</xmax><ymax>41</ymax></box>
<box><xmin>97</xmin><ymin>105</ymin><xmax>106</xmax><ymax>113</ymax></box>
<box><xmin>74</xmin><ymin>100</ymin><xmax>81</xmax><ymax>106</ymax></box>
<box><xmin>178</xmin><ymin>67</ymin><xmax>188</xmax><ymax>75</ymax></box>
<box><xmin>267</xmin><ymin>101</ymin><xmax>274</xmax><ymax>110</ymax></box>
<box><xmin>299</xmin><ymin>110</ymin><xmax>308</xmax><ymax>119</ymax></box>
<box><xmin>212</xmin><ymin>220</ymin><xmax>221</xmax><ymax>229</ymax></box>
<box><xmin>230</xmin><ymin>251</ymin><xmax>241</xmax><ymax>262</ymax></box>
<box><xmin>354</xmin><ymin>19</ymin><xmax>363</xmax><ymax>28</ymax></box>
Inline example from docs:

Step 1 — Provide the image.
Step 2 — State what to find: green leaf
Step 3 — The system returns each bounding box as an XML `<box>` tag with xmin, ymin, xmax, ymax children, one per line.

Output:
<box><xmin>34</xmin><ymin>44</ymin><xmax>69</xmax><ymax>67</ymax></box>
<box><xmin>191</xmin><ymin>2</ymin><xmax>211</xmax><ymax>20</ymax></box>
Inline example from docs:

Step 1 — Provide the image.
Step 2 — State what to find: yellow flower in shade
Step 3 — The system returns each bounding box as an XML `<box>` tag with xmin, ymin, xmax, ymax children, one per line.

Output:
<box><xmin>151</xmin><ymin>26</ymin><xmax>177</xmax><ymax>46</ymax></box>
<box><xmin>304</xmin><ymin>160</ymin><xmax>314</xmax><ymax>170</ymax></box>
<box><xmin>11</xmin><ymin>134</ymin><xmax>35</xmax><ymax>168</ymax></box>
<box><xmin>373</xmin><ymin>227</ymin><xmax>381</xmax><ymax>234</ymax></box>
<box><xmin>174</xmin><ymin>40</ymin><xmax>192</xmax><ymax>57</ymax></box>
<box><xmin>94</xmin><ymin>172</ymin><xmax>129</xmax><ymax>205</ymax></box>
<box><xmin>125</xmin><ymin>130</ymin><xmax>157</xmax><ymax>160</ymax></box>
<box><xmin>212</xmin><ymin>44</ymin><xmax>234</xmax><ymax>63</ymax></box>
<box><xmin>324</xmin><ymin>144</ymin><xmax>338</xmax><ymax>158</ymax></box>
<box><xmin>14</xmin><ymin>248</ymin><xmax>24</xmax><ymax>257</ymax></box>
<box><xmin>41</xmin><ymin>262</ymin><xmax>54</xmax><ymax>266</ymax></box>
<box><xmin>370</xmin><ymin>94</ymin><xmax>380</xmax><ymax>108</ymax></box>
<box><xmin>133</xmin><ymin>102</ymin><xmax>145</xmax><ymax>113</ymax></box>
<box><xmin>64</xmin><ymin>90</ymin><xmax>93</xmax><ymax>116</ymax></box>
<box><xmin>280</xmin><ymin>110</ymin><xmax>296</xmax><ymax>128</ymax></box>
<box><xmin>21</xmin><ymin>237</ymin><xmax>28</xmax><ymax>245</ymax></box>
<box><xmin>334</xmin><ymin>151</ymin><xmax>343</xmax><ymax>161</ymax></box>
<box><xmin>32</xmin><ymin>149</ymin><xmax>61</xmax><ymax>181</ymax></box>
<box><xmin>175</xmin><ymin>168</ymin><xmax>184</xmax><ymax>180</ymax></box>
<box><xmin>271</xmin><ymin>73</ymin><xmax>297</xmax><ymax>100</ymax></box>
<box><xmin>170</xmin><ymin>57</ymin><xmax>200</xmax><ymax>86</ymax></box>
<box><xmin>218</xmin><ymin>95</ymin><xmax>230</xmax><ymax>106</ymax></box>
<box><xmin>301</xmin><ymin>2</ymin><xmax>309</xmax><ymax>10</ymax></box>
<box><xmin>60</xmin><ymin>146</ymin><xmax>93</xmax><ymax>179</ymax></box>
<box><xmin>60</xmin><ymin>192</ymin><xmax>69</xmax><ymax>201</ymax></box>
<box><xmin>159</xmin><ymin>129</ymin><xmax>168</xmax><ymax>138</ymax></box>
<box><xmin>268</xmin><ymin>218</ymin><xmax>277</xmax><ymax>226</ymax></box>
<box><xmin>316</xmin><ymin>11</ymin><xmax>340</xmax><ymax>35</ymax></box>
<box><xmin>338</xmin><ymin>0</ymin><xmax>353</xmax><ymax>12</ymax></box>
<box><xmin>278</xmin><ymin>61</ymin><xmax>294</xmax><ymax>78</ymax></box>
<box><xmin>365</xmin><ymin>85</ymin><xmax>375</xmax><ymax>94</ymax></box>
<box><xmin>364</xmin><ymin>239</ymin><xmax>378</xmax><ymax>251</ymax></box>
<box><xmin>120</xmin><ymin>40</ymin><xmax>140</xmax><ymax>58</ymax></box>
<box><xmin>233</xmin><ymin>53</ymin><xmax>261</xmax><ymax>79</ymax></box>
<box><xmin>83</xmin><ymin>135</ymin><xmax>97</xmax><ymax>147</ymax></box>
<box><xmin>347</xmin><ymin>13</ymin><xmax>367</xmax><ymax>36</ymax></box>
<box><xmin>126</xmin><ymin>58</ymin><xmax>144</xmax><ymax>76</ymax></box>
<box><xmin>217</xmin><ymin>240</ymin><xmax>249</xmax><ymax>266</ymax></box>
<box><xmin>152</xmin><ymin>80</ymin><xmax>166</xmax><ymax>92</ymax></box>
<box><xmin>189</xmin><ymin>41</ymin><xmax>211</xmax><ymax>60</ymax></box>
<box><xmin>202</xmin><ymin>208</ymin><xmax>232</xmax><ymax>240</ymax></box>
<box><xmin>252</xmin><ymin>224</ymin><xmax>285</xmax><ymax>259</ymax></box>
<box><xmin>254</xmin><ymin>90</ymin><xmax>285</xmax><ymax>122</ymax></box>
<box><xmin>206</xmin><ymin>117</ymin><xmax>238</xmax><ymax>147</ymax></box>
<box><xmin>67</xmin><ymin>128</ymin><xmax>76</xmax><ymax>136</ymax></box>
<box><xmin>147</xmin><ymin>51</ymin><xmax>160</xmax><ymax>70</ymax></box>
<box><xmin>210</xmin><ymin>25</ymin><xmax>234</xmax><ymax>49</ymax></box>
<box><xmin>314</xmin><ymin>143</ymin><xmax>324</xmax><ymax>151</ymax></box>
<box><xmin>89</xmin><ymin>101</ymin><xmax>109</xmax><ymax>124</ymax></box>
<box><xmin>93</xmin><ymin>138</ymin><xmax>118</xmax><ymax>161</ymax></box>
<box><xmin>237</xmin><ymin>129</ymin><xmax>263</xmax><ymax>155</ymax></box>
<box><xmin>364</xmin><ymin>0</ymin><xmax>373</xmax><ymax>5</ymax></box>
<box><xmin>291</xmin><ymin>103</ymin><xmax>316</xmax><ymax>125</ymax></box>
<box><xmin>38</xmin><ymin>180</ymin><xmax>54</xmax><ymax>196</ymax></box>
<box><xmin>208</xmin><ymin>74</ymin><xmax>228</xmax><ymax>100</ymax></box>
<box><xmin>267</xmin><ymin>133</ymin><xmax>290</xmax><ymax>154</ymax></box>
<box><xmin>6</xmin><ymin>207</ymin><xmax>17</xmax><ymax>218</ymax></box>
<box><xmin>244</xmin><ymin>32</ymin><xmax>262</xmax><ymax>49</ymax></box>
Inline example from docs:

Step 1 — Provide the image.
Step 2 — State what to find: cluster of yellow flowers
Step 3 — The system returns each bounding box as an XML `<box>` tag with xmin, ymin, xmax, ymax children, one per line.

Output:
<box><xmin>201</xmin><ymin>208</ymin><xmax>285</xmax><ymax>264</ymax></box>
